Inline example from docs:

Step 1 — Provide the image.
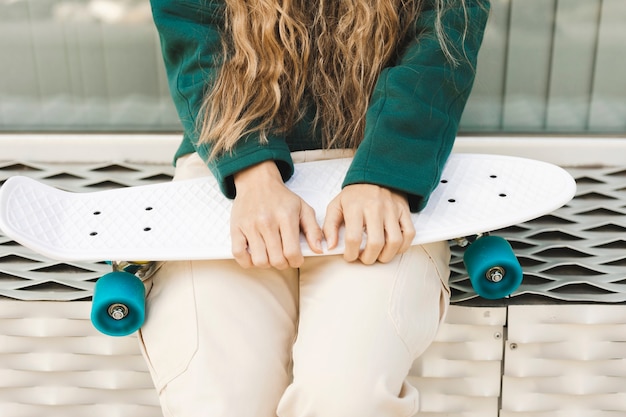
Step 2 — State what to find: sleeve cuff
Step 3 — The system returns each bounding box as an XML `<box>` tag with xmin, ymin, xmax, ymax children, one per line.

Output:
<box><xmin>196</xmin><ymin>136</ymin><xmax>293</xmax><ymax>199</ymax></box>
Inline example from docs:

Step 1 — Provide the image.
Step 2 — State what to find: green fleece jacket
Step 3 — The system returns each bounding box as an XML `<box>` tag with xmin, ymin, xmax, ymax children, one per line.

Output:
<box><xmin>150</xmin><ymin>0</ymin><xmax>489</xmax><ymax>211</ymax></box>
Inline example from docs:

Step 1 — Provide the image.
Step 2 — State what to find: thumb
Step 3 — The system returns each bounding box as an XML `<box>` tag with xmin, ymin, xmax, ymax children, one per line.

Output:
<box><xmin>322</xmin><ymin>200</ymin><xmax>343</xmax><ymax>250</ymax></box>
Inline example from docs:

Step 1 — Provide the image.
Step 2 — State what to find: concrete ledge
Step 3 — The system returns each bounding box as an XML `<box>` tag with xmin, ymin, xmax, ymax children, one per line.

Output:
<box><xmin>453</xmin><ymin>135</ymin><xmax>626</xmax><ymax>167</ymax></box>
<box><xmin>0</xmin><ymin>134</ymin><xmax>180</xmax><ymax>164</ymax></box>
<box><xmin>1</xmin><ymin>134</ymin><xmax>625</xmax><ymax>166</ymax></box>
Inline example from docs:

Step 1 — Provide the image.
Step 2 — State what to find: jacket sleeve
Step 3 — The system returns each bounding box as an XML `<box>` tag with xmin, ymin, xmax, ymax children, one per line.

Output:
<box><xmin>342</xmin><ymin>0</ymin><xmax>490</xmax><ymax>212</ymax></box>
<box><xmin>150</xmin><ymin>0</ymin><xmax>293</xmax><ymax>198</ymax></box>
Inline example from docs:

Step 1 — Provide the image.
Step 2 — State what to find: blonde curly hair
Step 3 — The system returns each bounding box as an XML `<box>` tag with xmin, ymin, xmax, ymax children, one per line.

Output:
<box><xmin>199</xmin><ymin>0</ymin><xmax>469</xmax><ymax>158</ymax></box>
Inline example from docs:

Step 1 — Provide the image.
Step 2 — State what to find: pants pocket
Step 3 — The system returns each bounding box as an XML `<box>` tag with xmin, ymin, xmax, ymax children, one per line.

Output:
<box><xmin>138</xmin><ymin>261</ymin><xmax>199</xmax><ymax>392</ymax></box>
<box><xmin>422</xmin><ymin>241</ymin><xmax>452</xmax><ymax>324</ymax></box>
<box><xmin>389</xmin><ymin>244</ymin><xmax>449</xmax><ymax>359</ymax></box>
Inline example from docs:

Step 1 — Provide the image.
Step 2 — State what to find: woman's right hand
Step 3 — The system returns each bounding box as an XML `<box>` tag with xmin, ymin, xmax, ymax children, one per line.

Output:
<box><xmin>231</xmin><ymin>160</ymin><xmax>323</xmax><ymax>269</ymax></box>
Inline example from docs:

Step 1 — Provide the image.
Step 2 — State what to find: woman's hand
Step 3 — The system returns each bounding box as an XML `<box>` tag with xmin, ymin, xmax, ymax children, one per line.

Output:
<box><xmin>231</xmin><ymin>161</ymin><xmax>323</xmax><ymax>269</ymax></box>
<box><xmin>323</xmin><ymin>184</ymin><xmax>416</xmax><ymax>264</ymax></box>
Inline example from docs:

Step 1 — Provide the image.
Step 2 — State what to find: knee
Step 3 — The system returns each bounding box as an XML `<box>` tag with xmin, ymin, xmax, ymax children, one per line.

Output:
<box><xmin>277</xmin><ymin>372</ymin><xmax>418</xmax><ymax>417</ymax></box>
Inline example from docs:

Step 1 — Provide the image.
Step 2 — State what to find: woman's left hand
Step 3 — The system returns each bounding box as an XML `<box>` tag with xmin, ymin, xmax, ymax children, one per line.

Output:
<box><xmin>323</xmin><ymin>184</ymin><xmax>416</xmax><ymax>264</ymax></box>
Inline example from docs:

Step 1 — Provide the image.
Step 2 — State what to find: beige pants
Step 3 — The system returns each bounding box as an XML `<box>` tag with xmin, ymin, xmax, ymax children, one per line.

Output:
<box><xmin>138</xmin><ymin>151</ymin><xmax>451</xmax><ymax>417</ymax></box>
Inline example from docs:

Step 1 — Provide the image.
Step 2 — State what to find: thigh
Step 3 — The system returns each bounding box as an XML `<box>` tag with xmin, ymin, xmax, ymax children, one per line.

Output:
<box><xmin>139</xmin><ymin>259</ymin><xmax>299</xmax><ymax>417</ymax></box>
<box><xmin>296</xmin><ymin>242</ymin><xmax>449</xmax><ymax>360</ymax></box>
<box><xmin>141</xmin><ymin>153</ymin><xmax>301</xmax><ymax>416</ymax></box>
<box><xmin>277</xmin><ymin>243</ymin><xmax>450</xmax><ymax>417</ymax></box>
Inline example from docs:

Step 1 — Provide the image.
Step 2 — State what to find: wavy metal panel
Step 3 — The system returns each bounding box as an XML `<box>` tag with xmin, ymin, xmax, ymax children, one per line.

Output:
<box><xmin>409</xmin><ymin>306</ymin><xmax>506</xmax><ymax>416</ymax></box>
<box><xmin>0</xmin><ymin>300</ymin><xmax>161</xmax><ymax>417</ymax></box>
<box><xmin>502</xmin><ymin>305</ymin><xmax>626</xmax><ymax>415</ymax></box>
<box><xmin>0</xmin><ymin>302</ymin><xmax>502</xmax><ymax>417</ymax></box>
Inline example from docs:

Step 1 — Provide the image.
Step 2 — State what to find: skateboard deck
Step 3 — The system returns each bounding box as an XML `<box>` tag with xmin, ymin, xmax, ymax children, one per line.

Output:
<box><xmin>0</xmin><ymin>154</ymin><xmax>576</xmax><ymax>262</ymax></box>
<box><xmin>0</xmin><ymin>153</ymin><xmax>577</xmax><ymax>334</ymax></box>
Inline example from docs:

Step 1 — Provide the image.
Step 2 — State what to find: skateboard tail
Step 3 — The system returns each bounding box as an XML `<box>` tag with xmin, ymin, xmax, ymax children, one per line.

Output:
<box><xmin>0</xmin><ymin>176</ymin><xmax>77</xmax><ymax>260</ymax></box>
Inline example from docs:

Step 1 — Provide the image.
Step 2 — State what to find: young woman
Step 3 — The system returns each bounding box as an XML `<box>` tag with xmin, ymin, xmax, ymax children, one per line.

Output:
<box><xmin>141</xmin><ymin>0</ymin><xmax>489</xmax><ymax>416</ymax></box>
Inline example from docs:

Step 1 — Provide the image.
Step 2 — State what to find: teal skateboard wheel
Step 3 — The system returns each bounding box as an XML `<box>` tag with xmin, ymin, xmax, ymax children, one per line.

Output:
<box><xmin>463</xmin><ymin>235</ymin><xmax>523</xmax><ymax>299</ymax></box>
<box><xmin>91</xmin><ymin>271</ymin><xmax>146</xmax><ymax>336</ymax></box>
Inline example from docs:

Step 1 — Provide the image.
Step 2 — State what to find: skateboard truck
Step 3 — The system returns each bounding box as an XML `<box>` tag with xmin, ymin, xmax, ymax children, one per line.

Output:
<box><xmin>110</xmin><ymin>260</ymin><xmax>163</xmax><ymax>280</ymax></box>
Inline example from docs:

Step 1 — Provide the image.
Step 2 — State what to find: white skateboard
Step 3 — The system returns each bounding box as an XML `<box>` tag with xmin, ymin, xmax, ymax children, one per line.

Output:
<box><xmin>0</xmin><ymin>154</ymin><xmax>576</xmax><ymax>335</ymax></box>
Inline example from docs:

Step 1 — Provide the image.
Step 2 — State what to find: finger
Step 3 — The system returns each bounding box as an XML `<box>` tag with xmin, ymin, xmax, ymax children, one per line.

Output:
<box><xmin>343</xmin><ymin>209</ymin><xmax>364</xmax><ymax>262</ymax></box>
<box><xmin>300</xmin><ymin>204</ymin><xmax>323</xmax><ymax>254</ymax></box>
<box><xmin>231</xmin><ymin>229</ymin><xmax>253</xmax><ymax>269</ymax></box>
<box><xmin>376</xmin><ymin>220</ymin><xmax>403</xmax><ymax>263</ymax></box>
<box><xmin>322</xmin><ymin>199</ymin><xmax>343</xmax><ymax>250</ymax></box>
<box><xmin>398</xmin><ymin>210</ymin><xmax>416</xmax><ymax>254</ymax></box>
<box><xmin>246</xmin><ymin>230</ymin><xmax>271</xmax><ymax>269</ymax></box>
<box><xmin>258</xmin><ymin>226</ymin><xmax>289</xmax><ymax>270</ymax></box>
<box><xmin>277</xmin><ymin>217</ymin><xmax>304</xmax><ymax>269</ymax></box>
<box><xmin>359</xmin><ymin>214</ymin><xmax>385</xmax><ymax>265</ymax></box>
